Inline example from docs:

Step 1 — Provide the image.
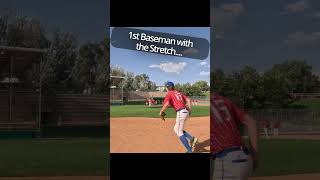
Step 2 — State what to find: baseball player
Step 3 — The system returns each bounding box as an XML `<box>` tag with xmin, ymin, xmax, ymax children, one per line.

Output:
<box><xmin>159</xmin><ymin>81</ymin><xmax>198</xmax><ymax>153</ymax></box>
<box><xmin>272</xmin><ymin>120</ymin><xmax>280</xmax><ymax>136</ymax></box>
<box><xmin>211</xmin><ymin>93</ymin><xmax>258</xmax><ymax>180</ymax></box>
<box><xmin>260</xmin><ymin>120</ymin><xmax>269</xmax><ymax>138</ymax></box>
<box><xmin>148</xmin><ymin>98</ymin><xmax>152</xmax><ymax>107</ymax></box>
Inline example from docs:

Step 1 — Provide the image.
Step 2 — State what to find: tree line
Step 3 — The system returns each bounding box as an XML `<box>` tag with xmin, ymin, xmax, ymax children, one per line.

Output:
<box><xmin>111</xmin><ymin>65</ymin><xmax>210</xmax><ymax>97</ymax></box>
<box><xmin>212</xmin><ymin>60</ymin><xmax>320</xmax><ymax>109</ymax></box>
<box><xmin>0</xmin><ymin>9</ymin><xmax>110</xmax><ymax>95</ymax></box>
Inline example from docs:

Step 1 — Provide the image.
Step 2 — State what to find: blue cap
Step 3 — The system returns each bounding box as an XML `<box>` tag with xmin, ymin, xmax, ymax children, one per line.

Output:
<box><xmin>166</xmin><ymin>81</ymin><xmax>174</xmax><ymax>87</ymax></box>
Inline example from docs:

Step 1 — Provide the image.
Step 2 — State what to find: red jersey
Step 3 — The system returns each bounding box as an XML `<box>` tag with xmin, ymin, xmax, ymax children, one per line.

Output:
<box><xmin>261</xmin><ymin>120</ymin><xmax>269</xmax><ymax>128</ymax></box>
<box><xmin>164</xmin><ymin>90</ymin><xmax>188</xmax><ymax>111</ymax></box>
<box><xmin>211</xmin><ymin>93</ymin><xmax>246</xmax><ymax>154</ymax></box>
<box><xmin>272</xmin><ymin>120</ymin><xmax>280</xmax><ymax>128</ymax></box>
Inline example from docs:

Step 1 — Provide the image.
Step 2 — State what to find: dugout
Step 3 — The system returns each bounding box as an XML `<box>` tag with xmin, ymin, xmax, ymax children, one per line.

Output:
<box><xmin>110</xmin><ymin>75</ymin><xmax>125</xmax><ymax>105</ymax></box>
<box><xmin>0</xmin><ymin>46</ymin><xmax>45</xmax><ymax>135</ymax></box>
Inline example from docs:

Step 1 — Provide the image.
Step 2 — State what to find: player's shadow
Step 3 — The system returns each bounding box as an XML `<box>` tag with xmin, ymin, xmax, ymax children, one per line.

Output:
<box><xmin>194</xmin><ymin>138</ymin><xmax>210</xmax><ymax>153</ymax></box>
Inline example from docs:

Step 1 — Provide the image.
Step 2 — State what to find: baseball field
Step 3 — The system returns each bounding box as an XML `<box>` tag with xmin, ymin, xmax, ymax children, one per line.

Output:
<box><xmin>110</xmin><ymin>105</ymin><xmax>210</xmax><ymax>153</ymax></box>
<box><xmin>0</xmin><ymin>129</ymin><xmax>109</xmax><ymax>180</ymax></box>
<box><xmin>210</xmin><ymin>137</ymin><xmax>320</xmax><ymax>179</ymax></box>
<box><xmin>209</xmin><ymin>97</ymin><xmax>320</xmax><ymax>180</ymax></box>
<box><xmin>210</xmin><ymin>98</ymin><xmax>320</xmax><ymax>179</ymax></box>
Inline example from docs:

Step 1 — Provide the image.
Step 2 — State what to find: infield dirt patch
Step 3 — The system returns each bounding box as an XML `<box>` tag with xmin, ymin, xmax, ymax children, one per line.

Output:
<box><xmin>110</xmin><ymin>116</ymin><xmax>209</xmax><ymax>153</ymax></box>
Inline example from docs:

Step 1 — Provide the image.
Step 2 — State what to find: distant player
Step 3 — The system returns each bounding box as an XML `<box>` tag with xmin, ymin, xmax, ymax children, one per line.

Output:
<box><xmin>159</xmin><ymin>81</ymin><xmax>198</xmax><ymax>153</ymax></box>
<box><xmin>260</xmin><ymin>120</ymin><xmax>269</xmax><ymax>138</ymax></box>
<box><xmin>148</xmin><ymin>98</ymin><xmax>152</xmax><ymax>107</ymax></box>
<box><xmin>272</xmin><ymin>120</ymin><xmax>280</xmax><ymax>136</ymax></box>
<box><xmin>211</xmin><ymin>93</ymin><xmax>258</xmax><ymax>180</ymax></box>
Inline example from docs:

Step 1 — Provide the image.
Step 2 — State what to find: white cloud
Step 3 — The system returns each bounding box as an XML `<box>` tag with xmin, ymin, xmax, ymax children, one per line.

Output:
<box><xmin>285</xmin><ymin>31</ymin><xmax>320</xmax><ymax>47</ymax></box>
<box><xmin>200</xmin><ymin>62</ymin><xmax>208</xmax><ymax>66</ymax></box>
<box><xmin>282</xmin><ymin>0</ymin><xmax>309</xmax><ymax>14</ymax></box>
<box><xmin>211</xmin><ymin>2</ymin><xmax>245</xmax><ymax>34</ymax></box>
<box><xmin>199</xmin><ymin>71</ymin><xmax>210</xmax><ymax>76</ymax></box>
<box><xmin>149</xmin><ymin>62</ymin><xmax>187</xmax><ymax>74</ymax></box>
<box><xmin>200</xmin><ymin>61</ymin><xmax>210</xmax><ymax>68</ymax></box>
<box><xmin>221</xmin><ymin>3</ymin><xmax>245</xmax><ymax>16</ymax></box>
<box><xmin>314</xmin><ymin>12</ymin><xmax>320</xmax><ymax>18</ymax></box>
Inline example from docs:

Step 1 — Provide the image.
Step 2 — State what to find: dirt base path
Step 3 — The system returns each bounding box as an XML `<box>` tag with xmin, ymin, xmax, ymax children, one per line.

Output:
<box><xmin>250</xmin><ymin>173</ymin><xmax>320</xmax><ymax>180</ymax></box>
<box><xmin>110</xmin><ymin>116</ymin><xmax>209</xmax><ymax>153</ymax></box>
<box><xmin>0</xmin><ymin>176</ymin><xmax>109</xmax><ymax>180</ymax></box>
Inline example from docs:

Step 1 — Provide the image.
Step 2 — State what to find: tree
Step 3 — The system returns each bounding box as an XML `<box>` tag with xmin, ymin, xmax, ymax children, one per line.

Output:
<box><xmin>132</xmin><ymin>73</ymin><xmax>153</xmax><ymax>91</ymax></box>
<box><xmin>72</xmin><ymin>41</ymin><xmax>104</xmax><ymax>94</ymax></box>
<box><xmin>211</xmin><ymin>69</ymin><xmax>227</xmax><ymax>94</ymax></box>
<box><xmin>174</xmin><ymin>83</ymin><xmax>182</xmax><ymax>92</ymax></box>
<box><xmin>191</xmin><ymin>83</ymin><xmax>203</xmax><ymax>96</ymax></box>
<box><xmin>122</xmin><ymin>72</ymin><xmax>135</xmax><ymax>91</ymax></box>
<box><xmin>0</xmin><ymin>9</ymin><xmax>48</xmax><ymax>48</ymax></box>
<box><xmin>41</xmin><ymin>29</ymin><xmax>78</xmax><ymax>94</ymax></box>
<box><xmin>193</xmin><ymin>80</ymin><xmax>210</xmax><ymax>91</ymax></box>
<box><xmin>150</xmin><ymin>82</ymin><xmax>157</xmax><ymax>91</ymax></box>
<box><xmin>233</xmin><ymin>66</ymin><xmax>261</xmax><ymax>109</ymax></box>
<box><xmin>95</xmin><ymin>37</ymin><xmax>110</xmax><ymax>94</ymax></box>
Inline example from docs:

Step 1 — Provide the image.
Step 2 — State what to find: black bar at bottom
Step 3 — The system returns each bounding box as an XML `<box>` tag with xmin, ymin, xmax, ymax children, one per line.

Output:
<box><xmin>110</xmin><ymin>153</ymin><xmax>210</xmax><ymax>179</ymax></box>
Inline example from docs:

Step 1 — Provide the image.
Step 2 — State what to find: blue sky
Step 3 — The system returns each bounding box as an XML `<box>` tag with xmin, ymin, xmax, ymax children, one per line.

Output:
<box><xmin>212</xmin><ymin>0</ymin><xmax>320</xmax><ymax>73</ymax></box>
<box><xmin>110</xmin><ymin>27</ymin><xmax>211</xmax><ymax>86</ymax></box>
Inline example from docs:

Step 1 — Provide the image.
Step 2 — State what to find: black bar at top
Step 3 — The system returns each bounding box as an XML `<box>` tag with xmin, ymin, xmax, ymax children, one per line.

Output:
<box><xmin>110</xmin><ymin>0</ymin><xmax>210</xmax><ymax>27</ymax></box>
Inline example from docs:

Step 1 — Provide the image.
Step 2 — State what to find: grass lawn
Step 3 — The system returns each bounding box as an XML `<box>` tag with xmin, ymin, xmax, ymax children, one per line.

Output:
<box><xmin>291</xmin><ymin>98</ymin><xmax>320</xmax><ymax>109</ymax></box>
<box><xmin>211</xmin><ymin>139</ymin><xmax>320</xmax><ymax>177</ymax></box>
<box><xmin>0</xmin><ymin>138</ymin><xmax>109</xmax><ymax>177</ymax></box>
<box><xmin>110</xmin><ymin>105</ymin><xmax>209</xmax><ymax>118</ymax></box>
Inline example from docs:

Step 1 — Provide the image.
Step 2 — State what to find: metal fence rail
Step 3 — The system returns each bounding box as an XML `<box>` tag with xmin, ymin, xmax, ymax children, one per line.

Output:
<box><xmin>247</xmin><ymin>109</ymin><xmax>320</xmax><ymax>132</ymax></box>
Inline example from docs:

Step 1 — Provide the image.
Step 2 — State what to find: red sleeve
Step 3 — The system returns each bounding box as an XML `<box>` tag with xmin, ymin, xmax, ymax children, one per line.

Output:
<box><xmin>182</xmin><ymin>93</ymin><xmax>188</xmax><ymax>101</ymax></box>
<box><xmin>163</xmin><ymin>94</ymin><xmax>171</xmax><ymax>104</ymax></box>
<box><xmin>229</xmin><ymin>100</ymin><xmax>246</xmax><ymax>123</ymax></box>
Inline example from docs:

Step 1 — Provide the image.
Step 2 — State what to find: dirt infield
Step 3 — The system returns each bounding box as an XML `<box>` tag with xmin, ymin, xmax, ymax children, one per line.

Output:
<box><xmin>250</xmin><ymin>173</ymin><xmax>320</xmax><ymax>180</ymax></box>
<box><xmin>0</xmin><ymin>177</ymin><xmax>109</xmax><ymax>180</ymax></box>
<box><xmin>110</xmin><ymin>116</ymin><xmax>209</xmax><ymax>153</ymax></box>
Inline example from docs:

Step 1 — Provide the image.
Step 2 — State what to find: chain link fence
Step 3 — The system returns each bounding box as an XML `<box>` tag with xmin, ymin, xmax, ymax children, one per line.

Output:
<box><xmin>190</xmin><ymin>96</ymin><xmax>210</xmax><ymax>106</ymax></box>
<box><xmin>247</xmin><ymin>109</ymin><xmax>320</xmax><ymax>132</ymax></box>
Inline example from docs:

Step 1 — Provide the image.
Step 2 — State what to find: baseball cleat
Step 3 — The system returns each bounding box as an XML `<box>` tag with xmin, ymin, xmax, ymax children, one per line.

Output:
<box><xmin>190</xmin><ymin>137</ymin><xmax>198</xmax><ymax>148</ymax></box>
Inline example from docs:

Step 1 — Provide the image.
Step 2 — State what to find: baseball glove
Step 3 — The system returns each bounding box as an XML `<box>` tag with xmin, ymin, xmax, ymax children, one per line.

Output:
<box><xmin>160</xmin><ymin>112</ymin><xmax>166</xmax><ymax>121</ymax></box>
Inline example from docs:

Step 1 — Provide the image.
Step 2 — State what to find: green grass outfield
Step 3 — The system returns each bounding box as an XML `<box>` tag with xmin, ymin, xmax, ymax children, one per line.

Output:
<box><xmin>110</xmin><ymin>105</ymin><xmax>210</xmax><ymax>118</ymax></box>
<box><xmin>291</xmin><ymin>98</ymin><xmax>320</xmax><ymax>109</ymax></box>
<box><xmin>210</xmin><ymin>139</ymin><xmax>320</xmax><ymax>177</ymax></box>
<box><xmin>0</xmin><ymin>138</ymin><xmax>109</xmax><ymax>177</ymax></box>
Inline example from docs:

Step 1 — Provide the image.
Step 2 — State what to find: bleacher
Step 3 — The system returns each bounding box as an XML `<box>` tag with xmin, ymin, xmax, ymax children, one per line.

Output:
<box><xmin>0</xmin><ymin>91</ymin><xmax>109</xmax><ymax>130</ymax></box>
<box><xmin>54</xmin><ymin>94</ymin><xmax>108</xmax><ymax>126</ymax></box>
<box><xmin>0</xmin><ymin>91</ymin><xmax>38</xmax><ymax>131</ymax></box>
<box><xmin>127</xmin><ymin>91</ymin><xmax>149</xmax><ymax>100</ymax></box>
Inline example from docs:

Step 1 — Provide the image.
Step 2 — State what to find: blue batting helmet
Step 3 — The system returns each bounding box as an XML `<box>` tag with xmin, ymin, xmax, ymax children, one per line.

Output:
<box><xmin>166</xmin><ymin>81</ymin><xmax>174</xmax><ymax>87</ymax></box>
